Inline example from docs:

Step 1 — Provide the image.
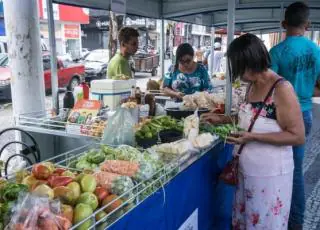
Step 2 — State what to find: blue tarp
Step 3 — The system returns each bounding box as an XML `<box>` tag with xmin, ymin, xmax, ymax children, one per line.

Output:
<box><xmin>108</xmin><ymin>143</ymin><xmax>235</xmax><ymax>230</ymax></box>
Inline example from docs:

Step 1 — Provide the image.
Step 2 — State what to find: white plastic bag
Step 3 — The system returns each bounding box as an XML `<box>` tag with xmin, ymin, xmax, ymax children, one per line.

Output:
<box><xmin>183</xmin><ymin>110</ymin><xmax>199</xmax><ymax>142</ymax></box>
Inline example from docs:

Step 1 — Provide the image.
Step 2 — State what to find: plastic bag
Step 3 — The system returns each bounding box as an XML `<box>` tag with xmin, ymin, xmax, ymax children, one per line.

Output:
<box><xmin>101</xmin><ymin>108</ymin><xmax>135</xmax><ymax>146</ymax></box>
<box><xmin>1</xmin><ymin>149</ymin><xmax>27</xmax><ymax>177</ymax></box>
<box><xmin>183</xmin><ymin>110</ymin><xmax>199</xmax><ymax>142</ymax></box>
<box><xmin>6</xmin><ymin>193</ymin><xmax>72</xmax><ymax>230</ymax></box>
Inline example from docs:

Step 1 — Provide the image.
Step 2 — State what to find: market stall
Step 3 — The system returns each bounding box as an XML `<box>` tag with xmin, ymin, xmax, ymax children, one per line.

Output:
<box><xmin>1</xmin><ymin>114</ymin><xmax>238</xmax><ymax>229</ymax></box>
<box><xmin>5</xmin><ymin>0</ymin><xmax>320</xmax><ymax>230</ymax></box>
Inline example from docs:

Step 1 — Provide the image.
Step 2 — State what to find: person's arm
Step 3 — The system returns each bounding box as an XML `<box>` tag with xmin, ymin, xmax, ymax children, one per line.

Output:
<box><xmin>269</xmin><ymin>48</ymin><xmax>280</xmax><ymax>73</ymax></box>
<box><xmin>162</xmin><ymin>72</ymin><xmax>184</xmax><ymax>99</ymax></box>
<box><xmin>163</xmin><ymin>87</ymin><xmax>184</xmax><ymax>99</ymax></box>
<box><xmin>228</xmin><ymin>81</ymin><xmax>305</xmax><ymax>146</ymax></box>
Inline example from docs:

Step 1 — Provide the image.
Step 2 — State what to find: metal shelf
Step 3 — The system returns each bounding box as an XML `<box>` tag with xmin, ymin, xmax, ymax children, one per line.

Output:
<box><xmin>14</xmin><ymin>109</ymin><xmax>106</xmax><ymax>140</ymax></box>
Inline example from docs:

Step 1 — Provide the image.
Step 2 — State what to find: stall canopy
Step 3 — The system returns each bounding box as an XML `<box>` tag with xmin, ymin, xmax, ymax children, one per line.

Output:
<box><xmin>53</xmin><ymin>0</ymin><xmax>320</xmax><ymax>33</ymax></box>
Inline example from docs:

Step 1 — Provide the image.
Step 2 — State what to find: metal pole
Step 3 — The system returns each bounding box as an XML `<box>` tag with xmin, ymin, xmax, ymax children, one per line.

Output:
<box><xmin>278</xmin><ymin>3</ymin><xmax>284</xmax><ymax>42</ymax></box>
<box><xmin>225</xmin><ymin>0</ymin><xmax>235</xmax><ymax>115</ymax></box>
<box><xmin>3</xmin><ymin>0</ymin><xmax>46</xmax><ymax>116</ymax></box>
<box><xmin>160</xmin><ymin>19</ymin><xmax>165</xmax><ymax>78</ymax></box>
<box><xmin>46</xmin><ymin>0</ymin><xmax>59</xmax><ymax>114</ymax></box>
<box><xmin>145</xmin><ymin>18</ymin><xmax>148</xmax><ymax>52</ymax></box>
<box><xmin>186</xmin><ymin>24</ymin><xmax>189</xmax><ymax>43</ymax></box>
<box><xmin>209</xmin><ymin>27</ymin><xmax>215</xmax><ymax>76</ymax></box>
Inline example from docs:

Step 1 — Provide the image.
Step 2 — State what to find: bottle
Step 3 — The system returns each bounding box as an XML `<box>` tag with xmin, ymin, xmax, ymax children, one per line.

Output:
<box><xmin>130</xmin><ymin>86</ymin><xmax>136</xmax><ymax>98</ymax></box>
<box><xmin>81</xmin><ymin>82</ymin><xmax>90</xmax><ymax>100</ymax></box>
<box><xmin>135</xmin><ymin>87</ymin><xmax>142</xmax><ymax>104</ymax></box>
<box><xmin>63</xmin><ymin>86</ymin><xmax>75</xmax><ymax>109</ymax></box>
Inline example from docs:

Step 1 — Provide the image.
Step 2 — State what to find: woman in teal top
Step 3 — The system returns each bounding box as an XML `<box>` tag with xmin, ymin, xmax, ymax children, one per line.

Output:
<box><xmin>163</xmin><ymin>43</ymin><xmax>213</xmax><ymax>100</ymax></box>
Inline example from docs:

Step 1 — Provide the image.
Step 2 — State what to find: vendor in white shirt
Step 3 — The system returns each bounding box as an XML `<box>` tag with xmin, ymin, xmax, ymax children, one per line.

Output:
<box><xmin>207</xmin><ymin>42</ymin><xmax>225</xmax><ymax>75</ymax></box>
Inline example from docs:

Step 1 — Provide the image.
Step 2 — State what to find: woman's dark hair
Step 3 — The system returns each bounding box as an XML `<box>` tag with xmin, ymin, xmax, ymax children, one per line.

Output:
<box><xmin>174</xmin><ymin>43</ymin><xmax>194</xmax><ymax>71</ymax></box>
<box><xmin>285</xmin><ymin>2</ymin><xmax>309</xmax><ymax>27</ymax></box>
<box><xmin>227</xmin><ymin>33</ymin><xmax>270</xmax><ymax>81</ymax></box>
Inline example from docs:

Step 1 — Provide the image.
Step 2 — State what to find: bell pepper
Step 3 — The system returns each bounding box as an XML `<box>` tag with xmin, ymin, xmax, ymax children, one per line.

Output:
<box><xmin>53</xmin><ymin>168</ymin><xmax>67</xmax><ymax>176</ymax></box>
<box><xmin>48</xmin><ymin>176</ymin><xmax>73</xmax><ymax>188</ymax></box>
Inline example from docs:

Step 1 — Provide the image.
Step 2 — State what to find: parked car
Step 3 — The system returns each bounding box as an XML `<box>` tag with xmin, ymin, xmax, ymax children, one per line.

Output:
<box><xmin>0</xmin><ymin>53</ymin><xmax>85</xmax><ymax>100</ymax></box>
<box><xmin>84</xmin><ymin>49</ymin><xmax>109</xmax><ymax>83</ymax></box>
<box><xmin>0</xmin><ymin>36</ymin><xmax>49</xmax><ymax>54</ymax></box>
<box><xmin>81</xmin><ymin>48</ymin><xmax>90</xmax><ymax>59</ymax></box>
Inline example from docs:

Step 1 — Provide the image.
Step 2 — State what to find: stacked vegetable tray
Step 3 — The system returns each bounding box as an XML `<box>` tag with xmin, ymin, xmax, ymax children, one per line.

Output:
<box><xmin>0</xmin><ymin>135</ymin><xmax>218</xmax><ymax>230</ymax></box>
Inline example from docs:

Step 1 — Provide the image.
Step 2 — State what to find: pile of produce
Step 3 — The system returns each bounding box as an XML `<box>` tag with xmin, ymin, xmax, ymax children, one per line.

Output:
<box><xmin>68</xmin><ymin>149</ymin><xmax>106</xmax><ymax>170</ymax></box>
<box><xmin>82</xmin><ymin>118</ymin><xmax>107</xmax><ymax>137</ymax></box>
<box><xmin>181</xmin><ymin>92</ymin><xmax>213</xmax><ymax>110</ymax></box>
<box><xmin>200</xmin><ymin>123</ymin><xmax>243</xmax><ymax>140</ymax></box>
<box><xmin>135</xmin><ymin>116</ymin><xmax>183</xmax><ymax>141</ymax></box>
<box><xmin>12</xmin><ymin>162</ymin><xmax>126</xmax><ymax>230</ymax></box>
<box><xmin>8</xmin><ymin>193</ymin><xmax>72</xmax><ymax>230</ymax></box>
<box><xmin>0</xmin><ymin>179</ymin><xmax>28</xmax><ymax>229</ymax></box>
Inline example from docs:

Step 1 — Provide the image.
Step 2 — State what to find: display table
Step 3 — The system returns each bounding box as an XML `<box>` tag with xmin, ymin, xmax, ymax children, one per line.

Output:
<box><xmin>109</xmin><ymin>143</ymin><xmax>235</xmax><ymax>230</ymax></box>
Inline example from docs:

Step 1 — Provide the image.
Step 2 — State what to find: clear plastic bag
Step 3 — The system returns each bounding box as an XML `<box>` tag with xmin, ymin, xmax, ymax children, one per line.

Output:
<box><xmin>101</xmin><ymin>108</ymin><xmax>135</xmax><ymax>146</ymax></box>
<box><xmin>6</xmin><ymin>193</ymin><xmax>72</xmax><ymax>230</ymax></box>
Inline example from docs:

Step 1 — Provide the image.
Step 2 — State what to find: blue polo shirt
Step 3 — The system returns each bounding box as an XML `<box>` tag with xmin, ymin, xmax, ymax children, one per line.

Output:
<box><xmin>270</xmin><ymin>36</ymin><xmax>320</xmax><ymax>111</ymax></box>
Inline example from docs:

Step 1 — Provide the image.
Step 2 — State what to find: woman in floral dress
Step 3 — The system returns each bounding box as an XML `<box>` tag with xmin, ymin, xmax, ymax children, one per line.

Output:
<box><xmin>163</xmin><ymin>43</ymin><xmax>213</xmax><ymax>100</ymax></box>
<box><xmin>201</xmin><ymin>34</ymin><xmax>305</xmax><ymax>229</ymax></box>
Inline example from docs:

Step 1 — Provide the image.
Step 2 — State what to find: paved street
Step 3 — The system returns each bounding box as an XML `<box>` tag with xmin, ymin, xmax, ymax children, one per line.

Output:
<box><xmin>0</xmin><ymin>73</ymin><xmax>319</xmax><ymax>228</ymax></box>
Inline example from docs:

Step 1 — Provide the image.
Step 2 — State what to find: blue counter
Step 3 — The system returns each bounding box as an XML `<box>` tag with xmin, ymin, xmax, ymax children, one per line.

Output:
<box><xmin>108</xmin><ymin>143</ymin><xmax>235</xmax><ymax>230</ymax></box>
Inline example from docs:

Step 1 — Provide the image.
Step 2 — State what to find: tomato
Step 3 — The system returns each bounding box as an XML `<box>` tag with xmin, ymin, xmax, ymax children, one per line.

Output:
<box><xmin>94</xmin><ymin>187</ymin><xmax>109</xmax><ymax>204</ymax></box>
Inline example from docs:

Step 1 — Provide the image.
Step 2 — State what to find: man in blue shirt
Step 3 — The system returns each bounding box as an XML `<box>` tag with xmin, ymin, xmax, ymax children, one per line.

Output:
<box><xmin>270</xmin><ymin>2</ymin><xmax>320</xmax><ymax>229</ymax></box>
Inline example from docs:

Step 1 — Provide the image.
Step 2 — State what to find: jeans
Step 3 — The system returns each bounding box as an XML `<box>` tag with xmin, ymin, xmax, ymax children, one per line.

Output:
<box><xmin>289</xmin><ymin>110</ymin><xmax>313</xmax><ymax>226</ymax></box>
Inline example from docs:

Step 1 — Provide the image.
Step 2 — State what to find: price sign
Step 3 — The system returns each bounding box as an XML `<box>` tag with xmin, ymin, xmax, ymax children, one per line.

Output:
<box><xmin>178</xmin><ymin>209</ymin><xmax>198</xmax><ymax>230</ymax></box>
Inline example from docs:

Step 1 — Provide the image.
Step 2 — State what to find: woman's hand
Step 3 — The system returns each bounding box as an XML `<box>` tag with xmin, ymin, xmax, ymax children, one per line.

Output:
<box><xmin>174</xmin><ymin>92</ymin><xmax>185</xmax><ymax>100</ymax></box>
<box><xmin>226</xmin><ymin>131</ymin><xmax>254</xmax><ymax>145</ymax></box>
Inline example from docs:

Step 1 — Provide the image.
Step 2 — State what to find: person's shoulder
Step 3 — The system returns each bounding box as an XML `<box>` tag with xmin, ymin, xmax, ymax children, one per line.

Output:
<box><xmin>270</xmin><ymin>42</ymin><xmax>283</xmax><ymax>54</ymax></box>
<box><xmin>197</xmin><ymin>63</ymin><xmax>206</xmax><ymax>71</ymax></box>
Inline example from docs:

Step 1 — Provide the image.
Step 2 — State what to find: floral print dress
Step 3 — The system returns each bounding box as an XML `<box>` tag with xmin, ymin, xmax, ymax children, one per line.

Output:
<box><xmin>232</xmin><ymin>94</ymin><xmax>294</xmax><ymax>230</ymax></box>
<box><xmin>162</xmin><ymin>63</ymin><xmax>213</xmax><ymax>95</ymax></box>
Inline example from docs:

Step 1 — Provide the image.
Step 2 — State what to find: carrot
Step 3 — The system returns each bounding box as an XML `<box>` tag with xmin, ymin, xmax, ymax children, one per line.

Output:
<box><xmin>100</xmin><ymin>160</ymin><xmax>140</xmax><ymax>177</ymax></box>
<box><xmin>94</xmin><ymin>171</ymin><xmax>121</xmax><ymax>192</ymax></box>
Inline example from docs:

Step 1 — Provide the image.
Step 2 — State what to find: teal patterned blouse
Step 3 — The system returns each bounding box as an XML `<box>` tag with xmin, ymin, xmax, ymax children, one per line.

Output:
<box><xmin>163</xmin><ymin>64</ymin><xmax>213</xmax><ymax>95</ymax></box>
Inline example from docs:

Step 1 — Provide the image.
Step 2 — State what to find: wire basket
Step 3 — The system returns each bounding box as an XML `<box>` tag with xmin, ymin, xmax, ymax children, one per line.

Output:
<box><xmin>14</xmin><ymin>109</ymin><xmax>107</xmax><ymax>139</ymax></box>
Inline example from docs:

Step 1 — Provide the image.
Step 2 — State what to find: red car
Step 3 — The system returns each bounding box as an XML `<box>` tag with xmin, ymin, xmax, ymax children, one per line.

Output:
<box><xmin>0</xmin><ymin>53</ymin><xmax>85</xmax><ymax>100</ymax></box>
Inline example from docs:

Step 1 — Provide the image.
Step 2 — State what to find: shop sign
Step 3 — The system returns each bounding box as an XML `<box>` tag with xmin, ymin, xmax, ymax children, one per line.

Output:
<box><xmin>96</xmin><ymin>20</ymin><xmax>109</xmax><ymax>29</ymax></box>
<box><xmin>42</xmin><ymin>0</ymin><xmax>60</xmax><ymax>20</ymax></box>
<box><xmin>111</xmin><ymin>0</ymin><xmax>126</xmax><ymax>14</ymax></box>
<box><xmin>178</xmin><ymin>209</ymin><xmax>198</xmax><ymax>230</ymax></box>
<box><xmin>126</xmin><ymin>18</ymin><xmax>156</xmax><ymax>28</ymax></box>
<box><xmin>64</xmin><ymin>24</ymin><xmax>79</xmax><ymax>39</ymax></box>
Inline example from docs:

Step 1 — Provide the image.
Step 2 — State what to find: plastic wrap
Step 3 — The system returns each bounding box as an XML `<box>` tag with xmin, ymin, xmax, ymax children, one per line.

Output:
<box><xmin>6</xmin><ymin>194</ymin><xmax>71</xmax><ymax>230</ymax></box>
<box><xmin>101</xmin><ymin>108</ymin><xmax>135</xmax><ymax>146</ymax></box>
<box><xmin>100</xmin><ymin>160</ymin><xmax>155</xmax><ymax>182</ymax></box>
